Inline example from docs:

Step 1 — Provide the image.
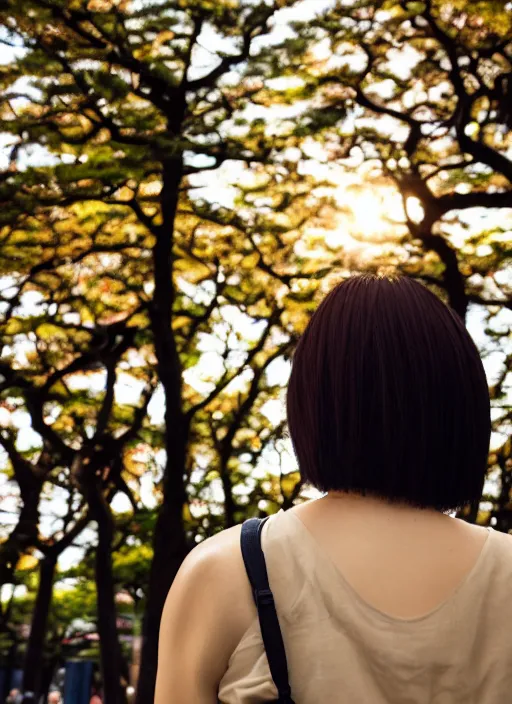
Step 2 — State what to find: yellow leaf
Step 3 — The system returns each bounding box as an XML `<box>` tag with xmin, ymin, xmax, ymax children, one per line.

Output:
<box><xmin>241</xmin><ymin>251</ymin><xmax>260</xmax><ymax>269</ymax></box>
<box><xmin>172</xmin><ymin>316</ymin><xmax>191</xmax><ymax>330</ymax></box>
<box><xmin>17</xmin><ymin>554</ymin><xmax>38</xmax><ymax>571</ymax></box>
<box><xmin>250</xmin><ymin>436</ymin><xmax>262</xmax><ymax>451</ymax></box>
<box><xmin>281</xmin><ymin>471</ymin><xmax>301</xmax><ymax>498</ymax></box>
<box><xmin>182</xmin><ymin>503</ymin><xmax>192</xmax><ymax>523</ymax></box>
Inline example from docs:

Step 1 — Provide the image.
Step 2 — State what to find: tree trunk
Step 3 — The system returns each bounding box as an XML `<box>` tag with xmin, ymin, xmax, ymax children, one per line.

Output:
<box><xmin>22</xmin><ymin>555</ymin><xmax>57</xmax><ymax>703</ymax></box>
<box><xmin>0</xmin><ymin>482</ymin><xmax>42</xmax><ymax>587</ymax></box>
<box><xmin>135</xmin><ymin>156</ymin><xmax>189</xmax><ymax>704</ymax></box>
<box><xmin>40</xmin><ymin>653</ymin><xmax>59</xmax><ymax>704</ymax></box>
<box><xmin>220</xmin><ymin>462</ymin><xmax>236</xmax><ymax>528</ymax></box>
<box><xmin>89</xmin><ymin>485</ymin><xmax>126</xmax><ymax>704</ymax></box>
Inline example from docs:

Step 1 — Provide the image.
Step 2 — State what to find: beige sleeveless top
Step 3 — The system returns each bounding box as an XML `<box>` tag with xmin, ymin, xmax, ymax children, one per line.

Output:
<box><xmin>218</xmin><ymin>508</ymin><xmax>512</xmax><ymax>704</ymax></box>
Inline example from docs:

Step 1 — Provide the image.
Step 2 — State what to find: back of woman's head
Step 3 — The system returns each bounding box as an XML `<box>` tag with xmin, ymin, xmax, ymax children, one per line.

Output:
<box><xmin>286</xmin><ymin>274</ymin><xmax>491</xmax><ymax>512</ymax></box>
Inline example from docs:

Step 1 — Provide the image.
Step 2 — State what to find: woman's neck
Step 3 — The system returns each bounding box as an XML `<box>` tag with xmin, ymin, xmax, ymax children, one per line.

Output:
<box><xmin>320</xmin><ymin>490</ymin><xmax>453</xmax><ymax>526</ymax></box>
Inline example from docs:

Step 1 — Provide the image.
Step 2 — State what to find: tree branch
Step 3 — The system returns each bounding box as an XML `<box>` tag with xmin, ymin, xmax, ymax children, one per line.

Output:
<box><xmin>186</xmin><ymin>8</ymin><xmax>275</xmax><ymax>91</ymax></box>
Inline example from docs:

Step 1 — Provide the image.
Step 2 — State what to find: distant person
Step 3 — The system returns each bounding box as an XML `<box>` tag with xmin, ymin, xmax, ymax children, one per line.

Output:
<box><xmin>47</xmin><ymin>692</ymin><xmax>62</xmax><ymax>704</ymax></box>
<box><xmin>6</xmin><ymin>690</ymin><xmax>22</xmax><ymax>704</ymax></box>
<box><xmin>89</xmin><ymin>689</ymin><xmax>101</xmax><ymax>704</ymax></box>
<box><xmin>155</xmin><ymin>274</ymin><xmax>511</xmax><ymax>702</ymax></box>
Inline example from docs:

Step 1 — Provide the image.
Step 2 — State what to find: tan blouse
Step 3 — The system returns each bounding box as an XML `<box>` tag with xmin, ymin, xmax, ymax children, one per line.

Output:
<box><xmin>218</xmin><ymin>508</ymin><xmax>512</xmax><ymax>704</ymax></box>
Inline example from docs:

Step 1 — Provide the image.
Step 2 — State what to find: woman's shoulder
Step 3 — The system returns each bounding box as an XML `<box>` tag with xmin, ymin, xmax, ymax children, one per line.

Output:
<box><xmin>485</xmin><ymin>525</ymin><xmax>512</xmax><ymax>567</ymax></box>
<box><xmin>156</xmin><ymin>523</ymin><xmax>257</xmax><ymax>700</ymax></box>
<box><xmin>181</xmin><ymin>523</ymin><xmax>243</xmax><ymax>578</ymax></box>
<box><xmin>180</xmin><ymin>510</ymin><xmax>288</xmax><ymax>581</ymax></box>
<box><xmin>169</xmin><ymin>523</ymin><xmax>251</xmax><ymax>633</ymax></box>
<box><xmin>164</xmin><ymin>512</ymin><xmax>293</xmax><ymax>646</ymax></box>
<box><xmin>162</xmin><ymin>522</ymin><xmax>255</xmax><ymax>653</ymax></box>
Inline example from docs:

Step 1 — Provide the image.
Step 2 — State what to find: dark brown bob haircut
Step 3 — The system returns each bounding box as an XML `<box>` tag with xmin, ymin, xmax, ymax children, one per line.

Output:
<box><xmin>286</xmin><ymin>274</ymin><xmax>491</xmax><ymax>512</ymax></box>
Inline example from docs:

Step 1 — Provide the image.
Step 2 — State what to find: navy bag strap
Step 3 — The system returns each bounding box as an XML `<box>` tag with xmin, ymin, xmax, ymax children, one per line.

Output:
<box><xmin>240</xmin><ymin>517</ymin><xmax>295</xmax><ymax>704</ymax></box>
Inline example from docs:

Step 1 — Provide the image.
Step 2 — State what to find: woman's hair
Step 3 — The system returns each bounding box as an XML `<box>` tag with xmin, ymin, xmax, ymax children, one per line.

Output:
<box><xmin>286</xmin><ymin>274</ymin><xmax>491</xmax><ymax>512</ymax></box>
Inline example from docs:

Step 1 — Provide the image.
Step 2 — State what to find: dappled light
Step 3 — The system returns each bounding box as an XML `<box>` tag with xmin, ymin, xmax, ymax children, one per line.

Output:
<box><xmin>0</xmin><ymin>0</ymin><xmax>510</xmax><ymax>702</ymax></box>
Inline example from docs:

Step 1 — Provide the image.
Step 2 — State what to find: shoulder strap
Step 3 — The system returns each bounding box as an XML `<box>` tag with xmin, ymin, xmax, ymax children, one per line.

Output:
<box><xmin>240</xmin><ymin>517</ymin><xmax>295</xmax><ymax>704</ymax></box>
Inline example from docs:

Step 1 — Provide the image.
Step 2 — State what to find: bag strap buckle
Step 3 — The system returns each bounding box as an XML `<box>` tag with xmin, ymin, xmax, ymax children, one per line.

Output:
<box><xmin>255</xmin><ymin>588</ymin><xmax>274</xmax><ymax>606</ymax></box>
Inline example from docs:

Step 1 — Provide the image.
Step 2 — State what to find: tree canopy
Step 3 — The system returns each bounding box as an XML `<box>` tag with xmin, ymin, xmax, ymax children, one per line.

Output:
<box><xmin>0</xmin><ymin>1</ymin><xmax>510</xmax><ymax>703</ymax></box>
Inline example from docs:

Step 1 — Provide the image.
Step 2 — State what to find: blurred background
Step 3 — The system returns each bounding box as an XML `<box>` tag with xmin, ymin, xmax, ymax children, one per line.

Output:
<box><xmin>0</xmin><ymin>1</ymin><xmax>510</xmax><ymax>702</ymax></box>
